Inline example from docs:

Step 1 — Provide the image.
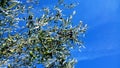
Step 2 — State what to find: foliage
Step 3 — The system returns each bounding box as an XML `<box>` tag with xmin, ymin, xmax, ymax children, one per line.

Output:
<box><xmin>0</xmin><ymin>0</ymin><xmax>87</xmax><ymax>68</ymax></box>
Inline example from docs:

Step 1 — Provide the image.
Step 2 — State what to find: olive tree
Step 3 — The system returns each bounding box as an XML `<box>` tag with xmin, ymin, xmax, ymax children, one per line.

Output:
<box><xmin>0</xmin><ymin>0</ymin><xmax>87</xmax><ymax>68</ymax></box>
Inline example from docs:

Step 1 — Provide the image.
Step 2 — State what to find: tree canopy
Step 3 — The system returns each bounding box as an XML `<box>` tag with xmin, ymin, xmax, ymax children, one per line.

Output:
<box><xmin>0</xmin><ymin>0</ymin><xmax>87</xmax><ymax>68</ymax></box>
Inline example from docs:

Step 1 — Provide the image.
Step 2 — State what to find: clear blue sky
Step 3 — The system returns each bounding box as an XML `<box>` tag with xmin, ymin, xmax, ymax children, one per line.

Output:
<box><xmin>73</xmin><ymin>0</ymin><xmax>120</xmax><ymax>68</ymax></box>
<box><xmin>22</xmin><ymin>0</ymin><xmax>120</xmax><ymax>68</ymax></box>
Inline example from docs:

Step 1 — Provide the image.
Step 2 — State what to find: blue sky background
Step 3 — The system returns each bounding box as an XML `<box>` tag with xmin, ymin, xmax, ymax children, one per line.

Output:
<box><xmin>21</xmin><ymin>0</ymin><xmax>120</xmax><ymax>68</ymax></box>
<box><xmin>72</xmin><ymin>0</ymin><xmax>120</xmax><ymax>68</ymax></box>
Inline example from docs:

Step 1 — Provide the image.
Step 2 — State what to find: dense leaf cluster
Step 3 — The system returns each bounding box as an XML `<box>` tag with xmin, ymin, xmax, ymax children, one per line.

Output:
<box><xmin>0</xmin><ymin>0</ymin><xmax>87</xmax><ymax>68</ymax></box>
